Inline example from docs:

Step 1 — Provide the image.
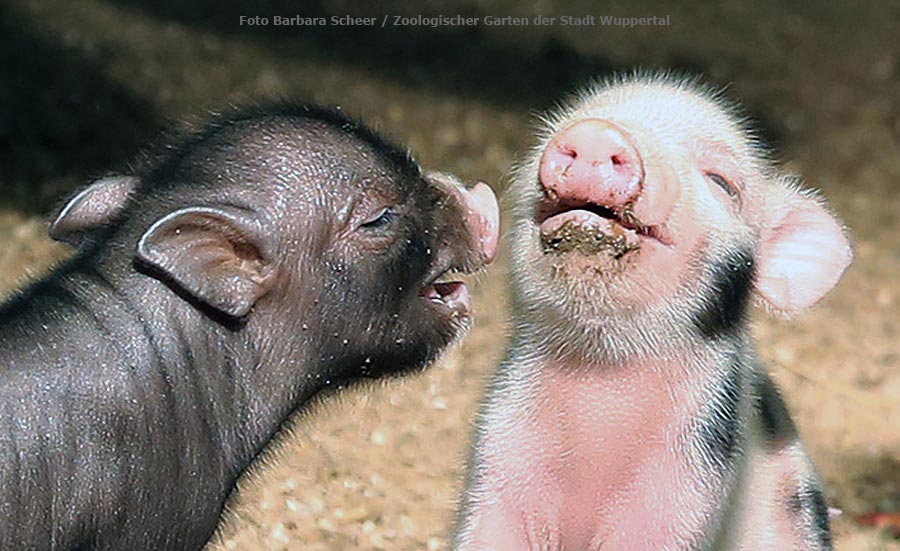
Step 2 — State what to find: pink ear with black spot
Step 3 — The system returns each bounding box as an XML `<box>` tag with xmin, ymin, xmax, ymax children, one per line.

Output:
<box><xmin>755</xmin><ymin>193</ymin><xmax>853</xmax><ymax>314</ymax></box>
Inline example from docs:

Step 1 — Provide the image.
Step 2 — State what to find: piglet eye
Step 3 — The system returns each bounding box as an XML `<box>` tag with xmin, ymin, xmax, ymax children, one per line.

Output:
<box><xmin>705</xmin><ymin>172</ymin><xmax>738</xmax><ymax>199</ymax></box>
<box><xmin>360</xmin><ymin>207</ymin><xmax>395</xmax><ymax>230</ymax></box>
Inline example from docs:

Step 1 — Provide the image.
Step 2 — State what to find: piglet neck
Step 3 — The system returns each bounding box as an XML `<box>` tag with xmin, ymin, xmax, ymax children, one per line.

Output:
<box><xmin>528</xmin><ymin>340</ymin><xmax>745</xmax><ymax>439</ymax></box>
<box><xmin>519</xmin><ymin>304</ymin><xmax>746</xmax><ymax>370</ymax></box>
<box><xmin>518</xmin><ymin>308</ymin><xmax>746</xmax><ymax>387</ymax></box>
<box><xmin>541</xmin><ymin>341</ymin><xmax>728</xmax><ymax>377</ymax></box>
<box><xmin>86</xmin><ymin>249</ymin><xmax>322</xmax><ymax>486</ymax></box>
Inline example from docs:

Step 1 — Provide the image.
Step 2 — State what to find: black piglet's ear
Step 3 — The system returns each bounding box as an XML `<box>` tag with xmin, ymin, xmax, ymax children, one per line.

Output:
<box><xmin>136</xmin><ymin>206</ymin><xmax>277</xmax><ymax>319</ymax></box>
<box><xmin>50</xmin><ymin>176</ymin><xmax>139</xmax><ymax>246</ymax></box>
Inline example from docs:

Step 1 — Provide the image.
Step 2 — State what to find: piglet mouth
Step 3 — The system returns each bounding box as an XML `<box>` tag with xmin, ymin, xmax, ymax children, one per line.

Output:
<box><xmin>537</xmin><ymin>199</ymin><xmax>670</xmax><ymax>256</ymax></box>
<box><xmin>417</xmin><ymin>239</ymin><xmax>492</xmax><ymax>321</ymax></box>
<box><xmin>421</xmin><ymin>273</ymin><xmax>471</xmax><ymax>319</ymax></box>
<box><xmin>418</xmin><ymin>241</ymin><xmax>492</xmax><ymax>320</ymax></box>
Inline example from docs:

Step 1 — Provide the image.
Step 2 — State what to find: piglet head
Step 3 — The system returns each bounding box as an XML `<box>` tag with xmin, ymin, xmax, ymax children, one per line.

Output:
<box><xmin>510</xmin><ymin>74</ymin><xmax>851</xmax><ymax>358</ymax></box>
<box><xmin>50</xmin><ymin>105</ymin><xmax>499</xmax><ymax>380</ymax></box>
<box><xmin>295</xmin><ymin>149</ymin><xmax>499</xmax><ymax>379</ymax></box>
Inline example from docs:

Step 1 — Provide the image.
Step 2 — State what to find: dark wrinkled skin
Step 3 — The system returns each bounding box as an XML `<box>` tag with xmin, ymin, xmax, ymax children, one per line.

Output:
<box><xmin>0</xmin><ymin>106</ymin><xmax>482</xmax><ymax>550</ymax></box>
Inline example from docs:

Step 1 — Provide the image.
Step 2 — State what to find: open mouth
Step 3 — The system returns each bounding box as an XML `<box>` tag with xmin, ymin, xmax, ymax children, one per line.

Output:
<box><xmin>536</xmin><ymin>199</ymin><xmax>669</xmax><ymax>256</ymax></box>
<box><xmin>420</xmin><ymin>269</ymin><xmax>471</xmax><ymax>318</ymax></box>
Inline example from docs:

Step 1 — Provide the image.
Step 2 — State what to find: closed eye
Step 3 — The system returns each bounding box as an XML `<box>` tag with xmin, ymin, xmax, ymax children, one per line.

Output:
<box><xmin>359</xmin><ymin>207</ymin><xmax>396</xmax><ymax>230</ymax></box>
<box><xmin>705</xmin><ymin>172</ymin><xmax>738</xmax><ymax>199</ymax></box>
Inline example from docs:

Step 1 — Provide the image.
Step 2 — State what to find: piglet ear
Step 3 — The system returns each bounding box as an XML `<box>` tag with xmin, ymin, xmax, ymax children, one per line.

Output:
<box><xmin>136</xmin><ymin>206</ymin><xmax>276</xmax><ymax>318</ymax></box>
<box><xmin>755</xmin><ymin>193</ymin><xmax>852</xmax><ymax>315</ymax></box>
<box><xmin>50</xmin><ymin>176</ymin><xmax>138</xmax><ymax>246</ymax></box>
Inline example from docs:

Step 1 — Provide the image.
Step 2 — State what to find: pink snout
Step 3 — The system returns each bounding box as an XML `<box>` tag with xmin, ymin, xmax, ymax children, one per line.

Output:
<box><xmin>540</xmin><ymin>119</ymin><xmax>643</xmax><ymax>208</ymax></box>
<box><xmin>458</xmin><ymin>182</ymin><xmax>500</xmax><ymax>264</ymax></box>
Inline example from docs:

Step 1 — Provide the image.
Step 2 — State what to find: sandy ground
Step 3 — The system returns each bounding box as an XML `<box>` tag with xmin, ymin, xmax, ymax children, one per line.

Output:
<box><xmin>1</xmin><ymin>1</ymin><xmax>898</xmax><ymax>549</ymax></box>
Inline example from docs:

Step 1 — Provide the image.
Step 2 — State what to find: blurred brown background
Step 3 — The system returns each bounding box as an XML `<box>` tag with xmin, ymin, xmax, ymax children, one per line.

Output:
<box><xmin>1</xmin><ymin>1</ymin><xmax>897</xmax><ymax>549</ymax></box>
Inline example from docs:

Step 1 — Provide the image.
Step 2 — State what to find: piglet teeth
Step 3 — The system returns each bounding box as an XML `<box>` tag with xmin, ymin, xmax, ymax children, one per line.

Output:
<box><xmin>433</xmin><ymin>282</ymin><xmax>471</xmax><ymax>316</ymax></box>
<box><xmin>423</xmin><ymin>284</ymin><xmax>440</xmax><ymax>300</ymax></box>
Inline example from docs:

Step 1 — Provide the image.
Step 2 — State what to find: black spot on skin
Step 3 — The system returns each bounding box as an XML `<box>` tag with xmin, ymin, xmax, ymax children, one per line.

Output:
<box><xmin>696</xmin><ymin>356</ymin><xmax>744</xmax><ymax>471</ymax></box>
<box><xmin>692</xmin><ymin>248</ymin><xmax>755</xmax><ymax>340</ymax></box>
<box><xmin>752</xmin><ymin>371</ymin><xmax>798</xmax><ymax>450</ymax></box>
<box><xmin>788</xmin><ymin>480</ymin><xmax>833</xmax><ymax>550</ymax></box>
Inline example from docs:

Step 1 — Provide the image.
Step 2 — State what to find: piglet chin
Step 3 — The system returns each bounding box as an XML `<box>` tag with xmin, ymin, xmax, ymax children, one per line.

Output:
<box><xmin>540</xmin><ymin>209</ymin><xmax>642</xmax><ymax>256</ymax></box>
<box><xmin>423</xmin><ymin>281</ymin><xmax>472</xmax><ymax>318</ymax></box>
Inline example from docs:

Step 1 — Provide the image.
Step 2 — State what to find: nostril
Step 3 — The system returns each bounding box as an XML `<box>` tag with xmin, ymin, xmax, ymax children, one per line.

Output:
<box><xmin>539</xmin><ymin>118</ymin><xmax>643</xmax><ymax>206</ymax></box>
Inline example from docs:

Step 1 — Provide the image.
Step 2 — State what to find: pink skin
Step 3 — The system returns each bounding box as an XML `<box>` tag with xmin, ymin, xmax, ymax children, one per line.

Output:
<box><xmin>732</xmin><ymin>445</ymin><xmax>826</xmax><ymax>551</ymax></box>
<box><xmin>467</xmin><ymin>354</ymin><xmax>722</xmax><ymax>551</ymax></box>
<box><xmin>474</xmin><ymin>118</ymin><xmax>730</xmax><ymax>547</ymax></box>
<box><xmin>536</xmin><ymin>118</ymin><xmax>850</xmax><ymax>311</ymax></box>
<box><xmin>540</xmin><ymin>119</ymin><xmax>680</xmax><ymax>229</ymax></box>
<box><xmin>458</xmin><ymin>96</ymin><xmax>851</xmax><ymax>549</ymax></box>
<box><xmin>538</xmin><ymin>118</ymin><xmax>703</xmax><ymax>304</ymax></box>
<box><xmin>539</xmin><ymin>120</ymin><xmax>643</xmax><ymax>208</ymax></box>
<box><xmin>423</xmin><ymin>281</ymin><xmax>470</xmax><ymax>316</ymax></box>
<box><xmin>461</xmin><ymin>182</ymin><xmax>500</xmax><ymax>264</ymax></box>
<box><xmin>755</xmin><ymin>200</ymin><xmax>851</xmax><ymax>313</ymax></box>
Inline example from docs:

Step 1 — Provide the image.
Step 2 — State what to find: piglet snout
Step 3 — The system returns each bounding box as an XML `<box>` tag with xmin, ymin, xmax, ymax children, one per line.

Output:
<box><xmin>459</xmin><ymin>182</ymin><xmax>500</xmax><ymax>264</ymax></box>
<box><xmin>426</xmin><ymin>171</ymin><xmax>500</xmax><ymax>267</ymax></box>
<box><xmin>540</xmin><ymin>119</ymin><xmax>643</xmax><ymax>209</ymax></box>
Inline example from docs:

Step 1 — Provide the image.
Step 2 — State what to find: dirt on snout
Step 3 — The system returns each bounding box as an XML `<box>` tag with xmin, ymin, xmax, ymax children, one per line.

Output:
<box><xmin>541</xmin><ymin>220</ymin><xmax>640</xmax><ymax>256</ymax></box>
<box><xmin>1</xmin><ymin>0</ymin><xmax>898</xmax><ymax>550</ymax></box>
